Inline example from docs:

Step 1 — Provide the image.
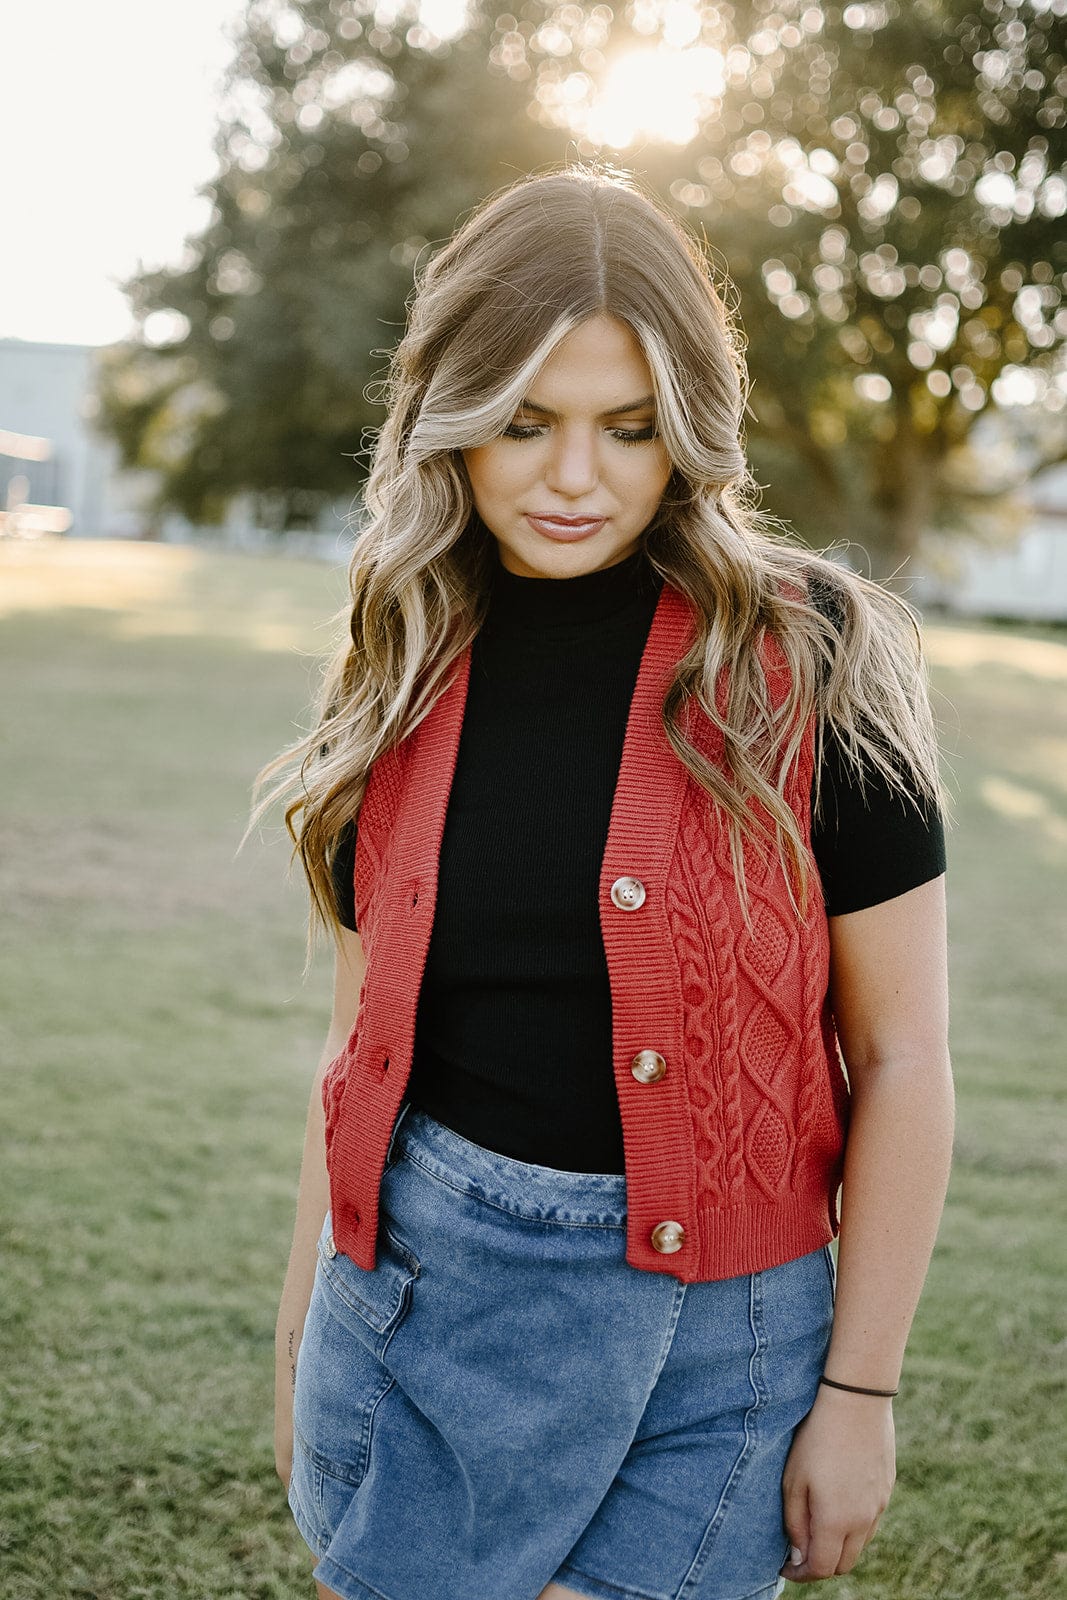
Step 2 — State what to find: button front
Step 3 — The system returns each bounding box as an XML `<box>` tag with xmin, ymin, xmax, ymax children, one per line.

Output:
<box><xmin>324</xmin><ymin>1233</ymin><xmax>337</xmax><ymax>1259</ymax></box>
<box><xmin>631</xmin><ymin>1049</ymin><xmax>667</xmax><ymax>1084</ymax></box>
<box><xmin>610</xmin><ymin>876</ymin><xmax>647</xmax><ymax>911</ymax></box>
<box><xmin>651</xmin><ymin>1220</ymin><xmax>686</xmax><ymax>1254</ymax></box>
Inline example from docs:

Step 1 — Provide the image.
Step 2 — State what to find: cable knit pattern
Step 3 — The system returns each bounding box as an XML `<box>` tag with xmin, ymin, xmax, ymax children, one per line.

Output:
<box><xmin>323</xmin><ymin>584</ymin><xmax>849</xmax><ymax>1284</ymax></box>
<box><xmin>658</xmin><ymin>627</ymin><xmax>846</xmax><ymax>1263</ymax></box>
<box><xmin>667</xmin><ymin>806</ymin><xmax>744</xmax><ymax>1206</ymax></box>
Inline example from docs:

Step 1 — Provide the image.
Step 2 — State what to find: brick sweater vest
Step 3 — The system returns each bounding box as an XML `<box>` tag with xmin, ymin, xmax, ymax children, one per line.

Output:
<box><xmin>322</xmin><ymin>580</ymin><xmax>850</xmax><ymax>1283</ymax></box>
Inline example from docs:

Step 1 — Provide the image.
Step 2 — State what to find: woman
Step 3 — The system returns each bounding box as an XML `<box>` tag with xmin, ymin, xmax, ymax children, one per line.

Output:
<box><xmin>250</xmin><ymin>165</ymin><xmax>954</xmax><ymax>1600</ymax></box>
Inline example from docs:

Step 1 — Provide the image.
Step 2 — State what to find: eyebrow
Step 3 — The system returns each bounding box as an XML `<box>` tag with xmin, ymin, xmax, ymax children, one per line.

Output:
<box><xmin>517</xmin><ymin>393</ymin><xmax>656</xmax><ymax>418</ymax></box>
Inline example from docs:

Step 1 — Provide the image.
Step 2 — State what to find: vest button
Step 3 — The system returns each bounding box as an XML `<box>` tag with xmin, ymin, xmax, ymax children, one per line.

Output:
<box><xmin>631</xmin><ymin>1049</ymin><xmax>667</xmax><ymax>1084</ymax></box>
<box><xmin>651</xmin><ymin>1220</ymin><xmax>685</xmax><ymax>1254</ymax></box>
<box><xmin>610</xmin><ymin>876</ymin><xmax>647</xmax><ymax>911</ymax></box>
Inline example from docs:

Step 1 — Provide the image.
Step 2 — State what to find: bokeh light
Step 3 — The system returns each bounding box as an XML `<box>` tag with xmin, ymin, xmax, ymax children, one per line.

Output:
<box><xmin>585</xmin><ymin>45</ymin><xmax>727</xmax><ymax>148</ymax></box>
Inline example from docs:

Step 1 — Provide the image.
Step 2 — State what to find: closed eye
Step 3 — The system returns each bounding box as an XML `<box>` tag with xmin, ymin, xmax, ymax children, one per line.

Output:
<box><xmin>612</xmin><ymin>426</ymin><xmax>657</xmax><ymax>445</ymax></box>
<box><xmin>501</xmin><ymin>424</ymin><xmax>658</xmax><ymax>446</ymax></box>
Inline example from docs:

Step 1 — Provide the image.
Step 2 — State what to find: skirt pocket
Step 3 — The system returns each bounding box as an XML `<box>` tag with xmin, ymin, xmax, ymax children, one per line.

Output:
<box><xmin>315</xmin><ymin>1209</ymin><xmax>422</xmax><ymax>1352</ymax></box>
<box><xmin>292</xmin><ymin>1216</ymin><xmax>421</xmax><ymax>1506</ymax></box>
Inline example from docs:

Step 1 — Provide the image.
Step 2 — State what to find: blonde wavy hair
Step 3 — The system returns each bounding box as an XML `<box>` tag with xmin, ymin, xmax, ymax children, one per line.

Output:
<box><xmin>246</xmin><ymin>162</ymin><xmax>949</xmax><ymax>970</ymax></box>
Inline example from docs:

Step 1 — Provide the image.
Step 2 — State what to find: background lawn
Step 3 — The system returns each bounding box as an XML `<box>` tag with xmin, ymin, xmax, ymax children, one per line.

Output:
<box><xmin>1</xmin><ymin>538</ymin><xmax>1064</xmax><ymax>1600</ymax></box>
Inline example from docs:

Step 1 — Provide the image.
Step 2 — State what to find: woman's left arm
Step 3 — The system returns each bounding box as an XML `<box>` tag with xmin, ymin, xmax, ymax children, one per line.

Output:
<box><xmin>781</xmin><ymin>872</ymin><xmax>955</xmax><ymax>1584</ymax></box>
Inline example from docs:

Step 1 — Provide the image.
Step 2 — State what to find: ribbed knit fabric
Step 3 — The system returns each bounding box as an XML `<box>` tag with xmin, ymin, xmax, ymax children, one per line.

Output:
<box><xmin>322</xmin><ymin>579</ymin><xmax>850</xmax><ymax>1284</ymax></box>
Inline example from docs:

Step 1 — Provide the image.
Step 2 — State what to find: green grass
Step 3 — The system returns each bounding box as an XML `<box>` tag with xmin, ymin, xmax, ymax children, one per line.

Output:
<box><xmin>1</xmin><ymin>540</ymin><xmax>1064</xmax><ymax>1599</ymax></box>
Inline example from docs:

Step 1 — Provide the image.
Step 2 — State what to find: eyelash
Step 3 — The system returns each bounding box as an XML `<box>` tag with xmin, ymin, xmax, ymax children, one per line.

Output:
<box><xmin>501</xmin><ymin>424</ymin><xmax>658</xmax><ymax>446</ymax></box>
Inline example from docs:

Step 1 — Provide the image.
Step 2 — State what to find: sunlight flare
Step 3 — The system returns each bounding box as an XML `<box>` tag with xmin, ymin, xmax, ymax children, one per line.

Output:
<box><xmin>586</xmin><ymin>45</ymin><xmax>726</xmax><ymax>148</ymax></box>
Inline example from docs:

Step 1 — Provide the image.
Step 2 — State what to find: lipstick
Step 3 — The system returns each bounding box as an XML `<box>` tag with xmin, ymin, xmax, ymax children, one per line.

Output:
<box><xmin>525</xmin><ymin>514</ymin><xmax>608</xmax><ymax>542</ymax></box>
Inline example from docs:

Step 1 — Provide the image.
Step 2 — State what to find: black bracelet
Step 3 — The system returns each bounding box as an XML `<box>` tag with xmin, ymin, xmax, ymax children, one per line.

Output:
<box><xmin>819</xmin><ymin>1375</ymin><xmax>899</xmax><ymax>1398</ymax></box>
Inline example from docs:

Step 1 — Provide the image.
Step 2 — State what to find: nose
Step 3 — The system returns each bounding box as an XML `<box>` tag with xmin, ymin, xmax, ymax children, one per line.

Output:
<box><xmin>544</xmin><ymin>426</ymin><xmax>600</xmax><ymax>498</ymax></box>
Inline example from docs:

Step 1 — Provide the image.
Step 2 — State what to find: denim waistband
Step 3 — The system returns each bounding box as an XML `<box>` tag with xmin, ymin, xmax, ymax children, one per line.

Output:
<box><xmin>387</xmin><ymin>1101</ymin><xmax>630</xmax><ymax>1226</ymax></box>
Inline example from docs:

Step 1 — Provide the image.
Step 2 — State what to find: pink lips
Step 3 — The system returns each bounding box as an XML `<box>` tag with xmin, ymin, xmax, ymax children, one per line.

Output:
<box><xmin>525</xmin><ymin>513</ymin><xmax>608</xmax><ymax>542</ymax></box>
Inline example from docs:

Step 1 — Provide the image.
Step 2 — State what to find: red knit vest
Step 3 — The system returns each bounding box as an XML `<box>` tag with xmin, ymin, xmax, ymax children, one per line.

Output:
<box><xmin>322</xmin><ymin>581</ymin><xmax>849</xmax><ymax>1284</ymax></box>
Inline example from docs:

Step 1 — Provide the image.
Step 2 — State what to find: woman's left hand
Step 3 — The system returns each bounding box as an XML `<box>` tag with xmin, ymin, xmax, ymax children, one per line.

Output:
<box><xmin>779</xmin><ymin>1384</ymin><xmax>896</xmax><ymax>1582</ymax></box>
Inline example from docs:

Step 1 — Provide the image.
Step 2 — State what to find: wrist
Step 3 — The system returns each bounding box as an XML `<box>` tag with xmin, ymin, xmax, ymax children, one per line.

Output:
<box><xmin>819</xmin><ymin>1373</ymin><xmax>898</xmax><ymax>1400</ymax></box>
<box><xmin>812</xmin><ymin>1385</ymin><xmax>895</xmax><ymax>1426</ymax></box>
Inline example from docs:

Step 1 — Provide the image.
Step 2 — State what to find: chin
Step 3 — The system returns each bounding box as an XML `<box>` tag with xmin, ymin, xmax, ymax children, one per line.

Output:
<box><xmin>498</xmin><ymin>534</ymin><xmax>639</xmax><ymax>580</ymax></box>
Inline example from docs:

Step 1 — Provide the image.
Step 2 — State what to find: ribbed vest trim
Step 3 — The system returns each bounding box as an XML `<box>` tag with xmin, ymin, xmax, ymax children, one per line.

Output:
<box><xmin>596</xmin><ymin>585</ymin><xmax>698</xmax><ymax>1274</ymax></box>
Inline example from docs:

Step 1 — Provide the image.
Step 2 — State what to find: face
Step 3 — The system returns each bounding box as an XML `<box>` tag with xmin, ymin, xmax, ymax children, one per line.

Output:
<box><xmin>461</xmin><ymin>314</ymin><xmax>673</xmax><ymax>579</ymax></box>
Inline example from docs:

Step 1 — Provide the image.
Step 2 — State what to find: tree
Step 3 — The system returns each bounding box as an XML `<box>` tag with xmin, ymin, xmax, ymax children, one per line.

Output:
<box><xmin>97</xmin><ymin>2</ymin><xmax>566</xmax><ymax>529</ymax></box>
<box><xmin>499</xmin><ymin>0</ymin><xmax>1067</xmax><ymax>575</ymax></box>
<box><xmin>99</xmin><ymin>0</ymin><xmax>1067</xmax><ymax>572</ymax></box>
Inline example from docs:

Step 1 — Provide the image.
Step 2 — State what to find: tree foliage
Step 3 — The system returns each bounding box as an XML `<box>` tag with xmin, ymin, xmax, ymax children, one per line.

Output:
<box><xmin>98</xmin><ymin>0</ymin><xmax>1067</xmax><ymax>567</ymax></box>
<box><xmin>97</xmin><ymin>3</ymin><xmax>568</xmax><ymax>528</ymax></box>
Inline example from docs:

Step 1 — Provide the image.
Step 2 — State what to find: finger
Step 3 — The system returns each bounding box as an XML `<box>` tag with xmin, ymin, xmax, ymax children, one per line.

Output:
<box><xmin>779</xmin><ymin>1546</ymin><xmax>806</xmax><ymax>1583</ymax></box>
<box><xmin>780</xmin><ymin>1479</ymin><xmax>811</xmax><ymax>1574</ymax></box>
<box><xmin>793</xmin><ymin>1522</ymin><xmax>846</xmax><ymax>1583</ymax></box>
<box><xmin>858</xmin><ymin>1511</ymin><xmax>884</xmax><ymax>1562</ymax></box>
<box><xmin>835</xmin><ymin>1528</ymin><xmax>869</xmax><ymax>1575</ymax></box>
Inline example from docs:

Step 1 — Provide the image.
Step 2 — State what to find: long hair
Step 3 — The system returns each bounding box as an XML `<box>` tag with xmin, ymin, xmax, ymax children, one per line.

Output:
<box><xmin>245</xmin><ymin>163</ymin><xmax>950</xmax><ymax>971</ymax></box>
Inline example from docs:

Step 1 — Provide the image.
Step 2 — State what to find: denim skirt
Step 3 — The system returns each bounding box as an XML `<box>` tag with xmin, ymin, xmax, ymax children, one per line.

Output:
<box><xmin>288</xmin><ymin>1101</ymin><xmax>836</xmax><ymax>1600</ymax></box>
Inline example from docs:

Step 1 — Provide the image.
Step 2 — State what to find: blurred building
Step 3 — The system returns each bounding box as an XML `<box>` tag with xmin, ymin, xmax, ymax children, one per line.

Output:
<box><xmin>0</xmin><ymin>336</ymin><xmax>352</xmax><ymax>553</ymax></box>
<box><xmin>0</xmin><ymin>338</ymin><xmax>155</xmax><ymax>539</ymax></box>
<box><xmin>914</xmin><ymin>460</ymin><xmax>1067</xmax><ymax>623</ymax></box>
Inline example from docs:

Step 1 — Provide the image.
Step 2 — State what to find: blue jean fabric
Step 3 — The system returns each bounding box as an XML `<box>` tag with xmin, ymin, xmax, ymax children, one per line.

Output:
<box><xmin>288</xmin><ymin>1102</ymin><xmax>835</xmax><ymax>1600</ymax></box>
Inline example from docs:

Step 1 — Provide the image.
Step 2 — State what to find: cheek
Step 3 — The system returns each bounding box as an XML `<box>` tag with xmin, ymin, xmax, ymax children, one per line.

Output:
<box><xmin>463</xmin><ymin>445</ymin><xmax>522</xmax><ymax>510</ymax></box>
<box><xmin>628</xmin><ymin>451</ymin><xmax>672</xmax><ymax>507</ymax></box>
<box><xmin>460</xmin><ymin>447</ymin><xmax>486</xmax><ymax>503</ymax></box>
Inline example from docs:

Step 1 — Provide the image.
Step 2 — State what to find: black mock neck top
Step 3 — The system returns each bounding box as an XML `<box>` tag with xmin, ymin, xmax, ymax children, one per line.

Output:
<box><xmin>329</xmin><ymin>547</ymin><xmax>945</xmax><ymax>1171</ymax></box>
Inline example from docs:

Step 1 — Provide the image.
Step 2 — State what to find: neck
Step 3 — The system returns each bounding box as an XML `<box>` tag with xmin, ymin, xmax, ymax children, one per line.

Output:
<box><xmin>488</xmin><ymin>545</ymin><xmax>662</xmax><ymax>629</ymax></box>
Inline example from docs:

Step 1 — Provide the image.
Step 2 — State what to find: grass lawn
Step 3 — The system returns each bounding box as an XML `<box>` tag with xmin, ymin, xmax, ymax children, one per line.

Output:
<box><xmin>1</xmin><ymin>538</ymin><xmax>1064</xmax><ymax>1600</ymax></box>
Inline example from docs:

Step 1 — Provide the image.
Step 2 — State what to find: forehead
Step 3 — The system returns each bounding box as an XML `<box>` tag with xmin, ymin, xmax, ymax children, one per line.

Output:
<box><xmin>525</xmin><ymin>315</ymin><xmax>654</xmax><ymax>409</ymax></box>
